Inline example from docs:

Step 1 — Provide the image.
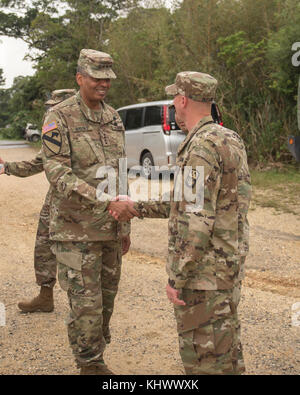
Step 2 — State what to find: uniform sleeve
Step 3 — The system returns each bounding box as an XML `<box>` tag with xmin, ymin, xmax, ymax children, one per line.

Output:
<box><xmin>119</xmin><ymin>221</ymin><xmax>131</xmax><ymax>236</ymax></box>
<box><xmin>133</xmin><ymin>199</ymin><xmax>171</xmax><ymax>219</ymax></box>
<box><xmin>237</xmin><ymin>150</ymin><xmax>252</xmax><ymax>257</ymax></box>
<box><xmin>5</xmin><ymin>150</ymin><xmax>44</xmax><ymax>177</ymax></box>
<box><xmin>41</xmin><ymin>110</ymin><xmax>111</xmax><ymax>212</ymax></box>
<box><xmin>168</xmin><ymin>140</ymin><xmax>221</xmax><ymax>289</ymax></box>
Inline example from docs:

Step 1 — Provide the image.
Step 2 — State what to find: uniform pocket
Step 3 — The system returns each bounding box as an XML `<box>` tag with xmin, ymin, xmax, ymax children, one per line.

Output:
<box><xmin>175</xmin><ymin>289</ymin><xmax>233</xmax><ymax>334</ymax></box>
<box><xmin>57</xmin><ymin>263</ymin><xmax>69</xmax><ymax>292</ymax></box>
<box><xmin>215</xmin><ymin>255</ymin><xmax>240</xmax><ymax>289</ymax></box>
<box><xmin>55</xmin><ymin>244</ymin><xmax>84</xmax><ymax>292</ymax></box>
<box><xmin>174</xmin><ymin>289</ymin><xmax>237</xmax><ymax>373</ymax></box>
<box><xmin>56</xmin><ymin>249</ymin><xmax>83</xmax><ymax>271</ymax></box>
<box><xmin>71</xmin><ymin>133</ymin><xmax>101</xmax><ymax>166</ymax></box>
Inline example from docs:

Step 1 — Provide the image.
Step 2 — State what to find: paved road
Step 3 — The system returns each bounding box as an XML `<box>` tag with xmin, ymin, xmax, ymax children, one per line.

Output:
<box><xmin>0</xmin><ymin>140</ymin><xmax>30</xmax><ymax>149</ymax></box>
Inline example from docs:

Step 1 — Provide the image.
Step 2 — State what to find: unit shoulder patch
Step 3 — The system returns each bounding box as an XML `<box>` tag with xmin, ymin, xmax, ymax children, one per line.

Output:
<box><xmin>42</xmin><ymin>129</ymin><xmax>62</xmax><ymax>155</ymax></box>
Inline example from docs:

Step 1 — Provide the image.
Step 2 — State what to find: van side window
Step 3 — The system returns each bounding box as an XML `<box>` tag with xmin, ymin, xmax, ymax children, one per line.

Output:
<box><xmin>144</xmin><ymin>106</ymin><xmax>162</xmax><ymax>127</ymax></box>
<box><xmin>118</xmin><ymin>110</ymin><xmax>126</xmax><ymax>125</ymax></box>
<box><xmin>125</xmin><ymin>108</ymin><xmax>143</xmax><ymax>130</ymax></box>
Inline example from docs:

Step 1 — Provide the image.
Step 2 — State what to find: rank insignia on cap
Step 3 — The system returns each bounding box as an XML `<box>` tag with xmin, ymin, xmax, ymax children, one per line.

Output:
<box><xmin>42</xmin><ymin>129</ymin><xmax>62</xmax><ymax>155</ymax></box>
<box><xmin>42</xmin><ymin>121</ymin><xmax>58</xmax><ymax>134</ymax></box>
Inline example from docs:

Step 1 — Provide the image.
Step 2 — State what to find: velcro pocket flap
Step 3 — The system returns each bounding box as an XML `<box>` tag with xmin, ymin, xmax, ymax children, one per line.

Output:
<box><xmin>56</xmin><ymin>250</ymin><xmax>83</xmax><ymax>271</ymax></box>
<box><xmin>177</xmin><ymin>299</ymin><xmax>231</xmax><ymax>334</ymax></box>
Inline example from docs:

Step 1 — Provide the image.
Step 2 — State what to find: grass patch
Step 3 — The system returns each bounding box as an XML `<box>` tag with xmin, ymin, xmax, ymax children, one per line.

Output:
<box><xmin>251</xmin><ymin>166</ymin><xmax>300</xmax><ymax>187</ymax></box>
<box><xmin>28</xmin><ymin>140</ymin><xmax>42</xmax><ymax>149</ymax></box>
<box><xmin>250</xmin><ymin>165</ymin><xmax>300</xmax><ymax>215</ymax></box>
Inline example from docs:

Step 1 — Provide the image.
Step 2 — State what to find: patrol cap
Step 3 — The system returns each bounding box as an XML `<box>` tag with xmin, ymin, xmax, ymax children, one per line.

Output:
<box><xmin>165</xmin><ymin>71</ymin><xmax>217</xmax><ymax>102</ymax></box>
<box><xmin>77</xmin><ymin>49</ymin><xmax>116</xmax><ymax>79</ymax></box>
<box><xmin>45</xmin><ymin>89</ymin><xmax>76</xmax><ymax>105</ymax></box>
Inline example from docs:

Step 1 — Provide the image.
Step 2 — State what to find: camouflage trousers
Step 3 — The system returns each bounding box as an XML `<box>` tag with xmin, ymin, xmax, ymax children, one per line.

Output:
<box><xmin>174</xmin><ymin>284</ymin><xmax>245</xmax><ymax>375</ymax></box>
<box><xmin>34</xmin><ymin>189</ymin><xmax>56</xmax><ymax>288</ymax></box>
<box><xmin>55</xmin><ymin>240</ymin><xmax>122</xmax><ymax>368</ymax></box>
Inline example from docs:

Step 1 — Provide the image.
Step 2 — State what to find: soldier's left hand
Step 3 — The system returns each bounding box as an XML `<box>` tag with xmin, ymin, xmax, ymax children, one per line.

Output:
<box><xmin>166</xmin><ymin>284</ymin><xmax>186</xmax><ymax>306</ymax></box>
<box><xmin>121</xmin><ymin>235</ymin><xmax>131</xmax><ymax>255</ymax></box>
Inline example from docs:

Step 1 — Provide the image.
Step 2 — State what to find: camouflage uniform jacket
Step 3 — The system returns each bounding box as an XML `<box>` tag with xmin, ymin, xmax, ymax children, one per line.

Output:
<box><xmin>5</xmin><ymin>150</ymin><xmax>44</xmax><ymax>177</ymax></box>
<box><xmin>136</xmin><ymin>116</ymin><xmax>251</xmax><ymax>290</ymax></box>
<box><xmin>41</xmin><ymin>92</ymin><xmax>130</xmax><ymax>241</ymax></box>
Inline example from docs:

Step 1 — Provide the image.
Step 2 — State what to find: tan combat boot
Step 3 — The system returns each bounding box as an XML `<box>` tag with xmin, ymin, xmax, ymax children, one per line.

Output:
<box><xmin>80</xmin><ymin>363</ymin><xmax>115</xmax><ymax>375</ymax></box>
<box><xmin>18</xmin><ymin>286</ymin><xmax>54</xmax><ymax>313</ymax></box>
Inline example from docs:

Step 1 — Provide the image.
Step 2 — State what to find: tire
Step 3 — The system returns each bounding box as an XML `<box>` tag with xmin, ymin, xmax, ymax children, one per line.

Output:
<box><xmin>31</xmin><ymin>135</ymin><xmax>40</xmax><ymax>142</ymax></box>
<box><xmin>141</xmin><ymin>152</ymin><xmax>154</xmax><ymax>179</ymax></box>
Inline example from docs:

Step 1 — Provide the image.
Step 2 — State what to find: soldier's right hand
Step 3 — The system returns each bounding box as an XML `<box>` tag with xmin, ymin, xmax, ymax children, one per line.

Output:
<box><xmin>108</xmin><ymin>197</ymin><xmax>139</xmax><ymax>221</ymax></box>
<box><xmin>0</xmin><ymin>157</ymin><xmax>5</xmax><ymax>175</ymax></box>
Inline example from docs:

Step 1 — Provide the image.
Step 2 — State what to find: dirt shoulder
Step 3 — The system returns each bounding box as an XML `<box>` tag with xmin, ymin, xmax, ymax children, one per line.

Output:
<box><xmin>0</xmin><ymin>147</ymin><xmax>299</xmax><ymax>375</ymax></box>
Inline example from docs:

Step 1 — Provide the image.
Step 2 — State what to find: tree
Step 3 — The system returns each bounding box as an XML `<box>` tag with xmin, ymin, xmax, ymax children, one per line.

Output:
<box><xmin>107</xmin><ymin>6</ymin><xmax>172</xmax><ymax>106</ymax></box>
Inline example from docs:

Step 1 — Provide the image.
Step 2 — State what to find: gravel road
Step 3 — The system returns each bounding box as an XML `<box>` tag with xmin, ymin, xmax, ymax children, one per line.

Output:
<box><xmin>0</xmin><ymin>146</ymin><xmax>299</xmax><ymax>375</ymax></box>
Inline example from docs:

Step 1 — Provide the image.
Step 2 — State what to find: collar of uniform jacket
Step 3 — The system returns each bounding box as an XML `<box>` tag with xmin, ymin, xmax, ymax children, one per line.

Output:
<box><xmin>176</xmin><ymin>115</ymin><xmax>214</xmax><ymax>156</ymax></box>
<box><xmin>76</xmin><ymin>91</ymin><xmax>115</xmax><ymax>124</ymax></box>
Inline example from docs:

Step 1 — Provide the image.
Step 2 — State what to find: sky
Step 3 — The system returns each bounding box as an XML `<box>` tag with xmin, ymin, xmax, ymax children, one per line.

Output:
<box><xmin>0</xmin><ymin>0</ymin><xmax>177</xmax><ymax>89</ymax></box>
<box><xmin>0</xmin><ymin>36</ymin><xmax>35</xmax><ymax>88</ymax></box>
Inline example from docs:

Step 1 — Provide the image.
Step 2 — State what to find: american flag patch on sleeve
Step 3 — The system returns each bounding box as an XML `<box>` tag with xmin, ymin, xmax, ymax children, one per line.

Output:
<box><xmin>42</xmin><ymin>121</ymin><xmax>58</xmax><ymax>134</ymax></box>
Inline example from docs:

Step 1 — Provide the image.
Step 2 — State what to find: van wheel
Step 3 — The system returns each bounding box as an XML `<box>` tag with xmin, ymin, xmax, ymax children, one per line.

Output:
<box><xmin>31</xmin><ymin>135</ymin><xmax>40</xmax><ymax>142</ymax></box>
<box><xmin>141</xmin><ymin>152</ymin><xmax>154</xmax><ymax>178</ymax></box>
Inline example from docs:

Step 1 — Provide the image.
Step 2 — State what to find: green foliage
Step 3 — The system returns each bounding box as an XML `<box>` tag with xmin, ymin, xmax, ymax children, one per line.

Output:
<box><xmin>267</xmin><ymin>0</ymin><xmax>300</xmax><ymax>97</ymax></box>
<box><xmin>0</xmin><ymin>0</ymin><xmax>299</xmax><ymax>163</ymax></box>
<box><xmin>0</xmin><ymin>75</ymin><xmax>44</xmax><ymax>139</ymax></box>
<box><xmin>107</xmin><ymin>6</ymin><xmax>171</xmax><ymax>107</ymax></box>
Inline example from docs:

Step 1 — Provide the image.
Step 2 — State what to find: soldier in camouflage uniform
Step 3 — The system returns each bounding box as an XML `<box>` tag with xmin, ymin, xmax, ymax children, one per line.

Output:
<box><xmin>120</xmin><ymin>72</ymin><xmax>252</xmax><ymax>375</ymax></box>
<box><xmin>41</xmin><ymin>49</ymin><xmax>136</xmax><ymax>375</ymax></box>
<box><xmin>0</xmin><ymin>89</ymin><xmax>76</xmax><ymax>313</ymax></box>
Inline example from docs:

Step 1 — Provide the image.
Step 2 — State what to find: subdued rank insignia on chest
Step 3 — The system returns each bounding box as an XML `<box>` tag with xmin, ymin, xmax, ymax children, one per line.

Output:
<box><xmin>101</xmin><ymin>132</ymin><xmax>110</xmax><ymax>146</ymax></box>
<box><xmin>42</xmin><ymin>126</ymin><xmax>62</xmax><ymax>155</ymax></box>
<box><xmin>185</xmin><ymin>168</ymin><xmax>200</xmax><ymax>188</ymax></box>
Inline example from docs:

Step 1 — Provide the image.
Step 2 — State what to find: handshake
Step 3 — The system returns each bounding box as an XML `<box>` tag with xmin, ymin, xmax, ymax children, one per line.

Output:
<box><xmin>107</xmin><ymin>195</ymin><xmax>140</xmax><ymax>221</ymax></box>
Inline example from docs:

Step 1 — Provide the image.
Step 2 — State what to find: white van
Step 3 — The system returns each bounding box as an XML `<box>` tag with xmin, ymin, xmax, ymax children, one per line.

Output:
<box><xmin>117</xmin><ymin>100</ymin><xmax>185</xmax><ymax>177</ymax></box>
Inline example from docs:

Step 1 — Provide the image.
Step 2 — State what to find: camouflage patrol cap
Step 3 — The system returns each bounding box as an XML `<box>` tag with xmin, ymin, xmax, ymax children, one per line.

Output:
<box><xmin>78</xmin><ymin>49</ymin><xmax>116</xmax><ymax>79</ymax></box>
<box><xmin>45</xmin><ymin>89</ymin><xmax>76</xmax><ymax>105</ymax></box>
<box><xmin>165</xmin><ymin>71</ymin><xmax>217</xmax><ymax>102</ymax></box>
